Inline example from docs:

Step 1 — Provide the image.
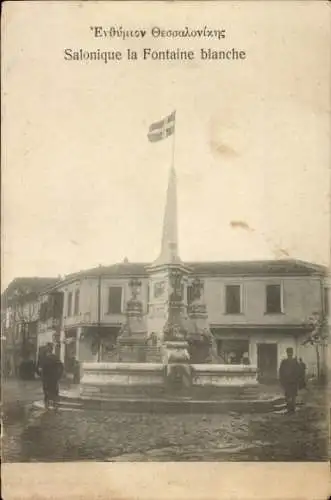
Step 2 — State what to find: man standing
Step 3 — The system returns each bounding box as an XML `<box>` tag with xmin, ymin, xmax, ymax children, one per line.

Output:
<box><xmin>241</xmin><ymin>352</ymin><xmax>250</xmax><ymax>365</ymax></box>
<box><xmin>38</xmin><ymin>343</ymin><xmax>64</xmax><ymax>410</ymax></box>
<box><xmin>279</xmin><ymin>347</ymin><xmax>300</xmax><ymax>414</ymax></box>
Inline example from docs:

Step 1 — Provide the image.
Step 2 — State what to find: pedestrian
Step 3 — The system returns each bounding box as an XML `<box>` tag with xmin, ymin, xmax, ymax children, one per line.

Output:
<box><xmin>38</xmin><ymin>344</ymin><xmax>64</xmax><ymax>410</ymax></box>
<box><xmin>241</xmin><ymin>352</ymin><xmax>250</xmax><ymax>365</ymax></box>
<box><xmin>298</xmin><ymin>358</ymin><xmax>307</xmax><ymax>390</ymax></box>
<box><xmin>229</xmin><ymin>352</ymin><xmax>236</xmax><ymax>364</ymax></box>
<box><xmin>279</xmin><ymin>347</ymin><xmax>300</xmax><ymax>414</ymax></box>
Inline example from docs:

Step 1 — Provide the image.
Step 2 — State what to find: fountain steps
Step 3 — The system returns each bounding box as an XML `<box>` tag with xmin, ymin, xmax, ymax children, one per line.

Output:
<box><xmin>56</xmin><ymin>382</ymin><xmax>284</xmax><ymax>414</ymax></box>
<box><xmin>79</xmin><ymin>385</ymin><xmax>267</xmax><ymax>400</ymax></box>
<box><xmin>56</xmin><ymin>390</ymin><xmax>284</xmax><ymax>414</ymax></box>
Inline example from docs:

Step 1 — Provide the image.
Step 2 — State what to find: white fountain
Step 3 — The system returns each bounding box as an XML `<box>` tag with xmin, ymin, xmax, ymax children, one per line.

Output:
<box><xmin>73</xmin><ymin>166</ymin><xmax>266</xmax><ymax>413</ymax></box>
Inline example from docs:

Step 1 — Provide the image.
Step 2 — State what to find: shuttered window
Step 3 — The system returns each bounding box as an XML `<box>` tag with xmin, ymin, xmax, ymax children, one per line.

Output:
<box><xmin>67</xmin><ymin>292</ymin><xmax>73</xmax><ymax>317</ymax></box>
<box><xmin>266</xmin><ymin>284</ymin><xmax>282</xmax><ymax>314</ymax></box>
<box><xmin>74</xmin><ymin>289</ymin><xmax>80</xmax><ymax>315</ymax></box>
<box><xmin>324</xmin><ymin>288</ymin><xmax>329</xmax><ymax>316</ymax></box>
<box><xmin>108</xmin><ymin>287</ymin><xmax>122</xmax><ymax>314</ymax></box>
<box><xmin>225</xmin><ymin>285</ymin><xmax>241</xmax><ymax>314</ymax></box>
<box><xmin>187</xmin><ymin>285</ymin><xmax>194</xmax><ymax>305</ymax></box>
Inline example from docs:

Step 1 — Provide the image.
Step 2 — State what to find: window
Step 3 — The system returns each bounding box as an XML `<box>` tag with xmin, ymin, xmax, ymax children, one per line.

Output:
<box><xmin>217</xmin><ymin>339</ymin><xmax>249</xmax><ymax>364</ymax></box>
<box><xmin>147</xmin><ymin>284</ymin><xmax>150</xmax><ymax>313</ymax></box>
<box><xmin>67</xmin><ymin>291</ymin><xmax>73</xmax><ymax>317</ymax></box>
<box><xmin>39</xmin><ymin>302</ymin><xmax>48</xmax><ymax>322</ymax></box>
<box><xmin>225</xmin><ymin>285</ymin><xmax>241</xmax><ymax>314</ymax></box>
<box><xmin>187</xmin><ymin>285</ymin><xmax>194</xmax><ymax>306</ymax></box>
<box><xmin>53</xmin><ymin>292</ymin><xmax>64</xmax><ymax>318</ymax></box>
<box><xmin>266</xmin><ymin>284</ymin><xmax>282</xmax><ymax>314</ymax></box>
<box><xmin>46</xmin><ymin>297</ymin><xmax>53</xmax><ymax>319</ymax></box>
<box><xmin>74</xmin><ymin>289</ymin><xmax>80</xmax><ymax>315</ymax></box>
<box><xmin>324</xmin><ymin>287</ymin><xmax>329</xmax><ymax>316</ymax></box>
<box><xmin>108</xmin><ymin>287</ymin><xmax>122</xmax><ymax>314</ymax></box>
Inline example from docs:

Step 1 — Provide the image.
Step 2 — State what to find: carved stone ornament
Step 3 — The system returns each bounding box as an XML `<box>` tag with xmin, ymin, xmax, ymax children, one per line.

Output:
<box><xmin>165</xmin><ymin>363</ymin><xmax>192</xmax><ymax>394</ymax></box>
<box><xmin>154</xmin><ymin>281</ymin><xmax>165</xmax><ymax>298</ymax></box>
<box><xmin>129</xmin><ymin>278</ymin><xmax>141</xmax><ymax>300</ymax></box>
<box><xmin>163</xmin><ymin>321</ymin><xmax>187</xmax><ymax>341</ymax></box>
<box><xmin>125</xmin><ymin>278</ymin><xmax>143</xmax><ymax>317</ymax></box>
<box><xmin>191</xmin><ymin>277</ymin><xmax>204</xmax><ymax>301</ymax></box>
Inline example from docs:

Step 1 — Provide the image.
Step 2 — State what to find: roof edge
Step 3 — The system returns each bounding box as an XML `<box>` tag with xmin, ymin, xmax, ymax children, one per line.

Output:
<box><xmin>39</xmin><ymin>258</ymin><xmax>327</xmax><ymax>291</ymax></box>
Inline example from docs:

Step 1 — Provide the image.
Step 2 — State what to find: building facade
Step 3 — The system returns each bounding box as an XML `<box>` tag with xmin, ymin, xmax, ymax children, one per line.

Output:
<box><xmin>37</xmin><ymin>264</ymin><xmax>150</xmax><ymax>370</ymax></box>
<box><xmin>33</xmin><ymin>258</ymin><xmax>328</xmax><ymax>381</ymax></box>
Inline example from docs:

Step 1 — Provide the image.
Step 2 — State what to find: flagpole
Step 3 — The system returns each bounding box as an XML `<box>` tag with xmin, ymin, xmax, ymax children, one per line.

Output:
<box><xmin>171</xmin><ymin>111</ymin><xmax>176</xmax><ymax>170</ymax></box>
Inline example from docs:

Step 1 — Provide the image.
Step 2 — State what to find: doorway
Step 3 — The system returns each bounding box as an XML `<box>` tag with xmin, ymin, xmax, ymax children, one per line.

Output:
<box><xmin>257</xmin><ymin>343</ymin><xmax>278</xmax><ymax>382</ymax></box>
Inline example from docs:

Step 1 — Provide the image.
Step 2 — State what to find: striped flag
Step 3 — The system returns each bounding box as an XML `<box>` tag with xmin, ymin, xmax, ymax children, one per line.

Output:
<box><xmin>148</xmin><ymin>111</ymin><xmax>176</xmax><ymax>142</ymax></box>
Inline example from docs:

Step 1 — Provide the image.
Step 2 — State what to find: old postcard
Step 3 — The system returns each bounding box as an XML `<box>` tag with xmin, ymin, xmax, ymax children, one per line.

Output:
<box><xmin>1</xmin><ymin>1</ymin><xmax>330</xmax><ymax>499</ymax></box>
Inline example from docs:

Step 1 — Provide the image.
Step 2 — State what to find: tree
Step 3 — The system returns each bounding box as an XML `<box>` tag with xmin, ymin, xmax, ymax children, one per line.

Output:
<box><xmin>302</xmin><ymin>311</ymin><xmax>329</xmax><ymax>383</ymax></box>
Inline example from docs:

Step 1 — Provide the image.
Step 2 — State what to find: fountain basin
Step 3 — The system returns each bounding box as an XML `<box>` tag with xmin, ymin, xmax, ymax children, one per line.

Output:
<box><xmin>79</xmin><ymin>361</ymin><xmax>259</xmax><ymax>400</ymax></box>
<box><xmin>192</xmin><ymin>364</ymin><xmax>258</xmax><ymax>387</ymax></box>
<box><xmin>81</xmin><ymin>362</ymin><xmax>164</xmax><ymax>385</ymax></box>
<box><xmin>80</xmin><ymin>362</ymin><xmax>165</xmax><ymax>398</ymax></box>
<box><xmin>54</xmin><ymin>362</ymin><xmax>285</xmax><ymax>413</ymax></box>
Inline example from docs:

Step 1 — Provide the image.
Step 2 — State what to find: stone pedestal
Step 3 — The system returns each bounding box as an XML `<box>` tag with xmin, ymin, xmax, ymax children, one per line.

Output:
<box><xmin>187</xmin><ymin>277</ymin><xmax>218</xmax><ymax>363</ymax></box>
<box><xmin>116</xmin><ymin>279</ymin><xmax>149</xmax><ymax>362</ymax></box>
<box><xmin>147</xmin><ymin>264</ymin><xmax>191</xmax><ymax>345</ymax></box>
<box><xmin>117</xmin><ymin>339</ymin><xmax>148</xmax><ymax>363</ymax></box>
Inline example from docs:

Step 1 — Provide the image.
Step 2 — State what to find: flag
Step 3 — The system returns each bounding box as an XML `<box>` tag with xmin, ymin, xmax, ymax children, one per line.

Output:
<box><xmin>148</xmin><ymin>111</ymin><xmax>176</xmax><ymax>142</ymax></box>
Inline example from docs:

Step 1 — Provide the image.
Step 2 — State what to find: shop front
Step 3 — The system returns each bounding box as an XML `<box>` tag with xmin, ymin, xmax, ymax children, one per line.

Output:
<box><xmin>211</xmin><ymin>326</ymin><xmax>302</xmax><ymax>383</ymax></box>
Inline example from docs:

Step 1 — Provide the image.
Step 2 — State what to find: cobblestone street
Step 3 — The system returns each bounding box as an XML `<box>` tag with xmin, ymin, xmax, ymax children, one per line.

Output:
<box><xmin>2</xmin><ymin>381</ymin><xmax>328</xmax><ymax>462</ymax></box>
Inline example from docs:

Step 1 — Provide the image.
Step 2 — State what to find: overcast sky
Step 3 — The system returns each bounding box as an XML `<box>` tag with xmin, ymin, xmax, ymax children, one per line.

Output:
<box><xmin>2</xmin><ymin>1</ymin><xmax>330</xmax><ymax>290</ymax></box>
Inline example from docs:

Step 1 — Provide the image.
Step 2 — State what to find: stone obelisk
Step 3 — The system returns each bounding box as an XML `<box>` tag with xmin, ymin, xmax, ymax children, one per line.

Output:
<box><xmin>146</xmin><ymin>166</ymin><xmax>192</xmax><ymax>362</ymax></box>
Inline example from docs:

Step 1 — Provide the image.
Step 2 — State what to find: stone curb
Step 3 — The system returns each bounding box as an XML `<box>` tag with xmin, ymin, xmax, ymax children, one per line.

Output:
<box><xmin>52</xmin><ymin>393</ymin><xmax>285</xmax><ymax>414</ymax></box>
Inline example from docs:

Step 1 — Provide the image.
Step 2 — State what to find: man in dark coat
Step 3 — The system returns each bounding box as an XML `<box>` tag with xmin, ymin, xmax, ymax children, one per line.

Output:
<box><xmin>279</xmin><ymin>347</ymin><xmax>300</xmax><ymax>414</ymax></box>
<box><xmin>38</xmin><ymin>344</ymin><xmax>64</xmax><ymax>410</ymax></box>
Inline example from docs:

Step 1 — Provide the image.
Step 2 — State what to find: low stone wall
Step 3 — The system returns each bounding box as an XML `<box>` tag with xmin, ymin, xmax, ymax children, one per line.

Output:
<box><xmin>192</xmin><ymin>364</ymin><xmax>258</xmax><ymax>388</ymax></box>
<box><xmin>80</xmin><ymin>361</ymin><xmax>258</xmax><ymax>399</ymax></box>
<box><xmin>80</xmin><ymin>362</ymin><xmax>165</xmax><ymax>398</ymax></box>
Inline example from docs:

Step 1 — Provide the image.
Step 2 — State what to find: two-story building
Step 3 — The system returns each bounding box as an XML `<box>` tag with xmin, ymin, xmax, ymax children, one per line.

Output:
<box><xmin>37</xmin><ymin>262</ymin><xmax>150</xmax><ymax>370</ymax></box>
<box><xmin>39</xmin><ymin>258</ymin><xmax>327</xmax><ymax>381</ymax></box>
<box><xmin>191</xmin><ymin>260</ymin><xmax>327</xmax><ymax>380</ymax></box>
